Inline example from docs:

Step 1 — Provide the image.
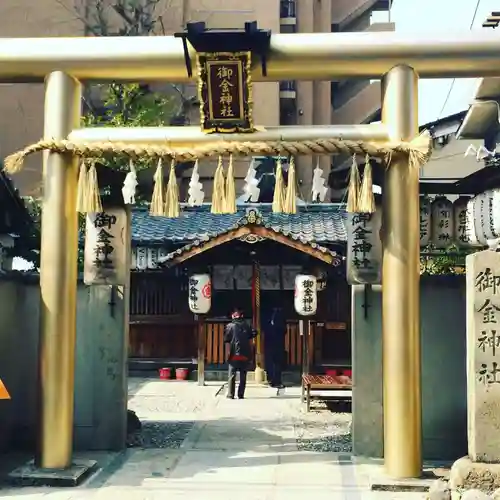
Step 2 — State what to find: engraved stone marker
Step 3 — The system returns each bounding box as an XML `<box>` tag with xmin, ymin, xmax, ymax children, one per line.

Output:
<box><xmin>466</xmin><ymin>249</ymin><xmax>500</xmax><ymax>461</ymax></box>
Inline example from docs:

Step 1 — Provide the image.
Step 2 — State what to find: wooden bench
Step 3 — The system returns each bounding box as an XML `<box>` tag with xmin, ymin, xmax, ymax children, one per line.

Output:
<box><xmin>302</xmin><ymin>374</ymin><xmax>352</xmax><ymax>412</ymax></box>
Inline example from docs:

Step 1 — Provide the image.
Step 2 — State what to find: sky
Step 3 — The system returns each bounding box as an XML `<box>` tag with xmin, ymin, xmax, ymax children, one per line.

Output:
<box><xmin>371</xmin><ymin>0</ymin><xmax>498</xmax><ymax>125</ymax></box>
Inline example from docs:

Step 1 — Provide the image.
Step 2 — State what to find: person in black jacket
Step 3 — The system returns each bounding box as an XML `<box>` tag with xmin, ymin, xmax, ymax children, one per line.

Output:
<box><xmin>224</xmin><ymin>308</ymin><xmax>256</xmax><ymax>399</ymax></box>
<box><xmin>264</xmin><ymin>306</ymin><xmax>286</xmax><ymax>389</ymax></box>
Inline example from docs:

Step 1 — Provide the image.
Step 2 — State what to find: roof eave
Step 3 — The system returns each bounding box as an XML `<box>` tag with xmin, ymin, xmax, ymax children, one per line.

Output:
<box><xmin>456</xmin><ymin>100</ymin><xmax>500</xmax><ymax>139</ymax></box>
<box><xmin>475</xmin><ymin>77</ymin><xmax>500</xmax><ymax>100</ymax></box>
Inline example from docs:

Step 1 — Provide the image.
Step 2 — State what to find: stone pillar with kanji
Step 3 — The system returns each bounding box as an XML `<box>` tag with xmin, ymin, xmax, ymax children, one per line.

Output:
<box><xmin>466</xmin><ymin>249</ymin><xmax>500</xmax><ymax>461</ymax></box>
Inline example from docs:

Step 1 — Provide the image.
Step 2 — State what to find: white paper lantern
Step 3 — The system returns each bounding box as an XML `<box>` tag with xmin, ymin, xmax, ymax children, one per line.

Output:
<box><xmin>453</xmin><ymin>196</ymin><xmax>471</xmax><ymax>247</ymax></box>
<box><xmin>294</xmin><ymin>275</ymin><xmax>317</xmax><ymax>316</ymax></box>
<box><xmin>188</xmin><ymin>274</ymin><xmax>212</xmax><ymax>314</ymax></box>
<box><xmin>472</xmin><ymin>192</ymin><xmax>491</xmax><ymax>246</ymax></box>
<box><xmin>467</xmin><ymin>190</ymin><xmax>500</xmax><ymax>248</ymax></box>
<box><xmin>491</xmin><ymin>189</ymin><xmax>500</xmax><ymax>237</ymax></box>
<box><xmin>482</xmin><ymin>191</ymin><xmax>496</xmax><ymax>241</ymax></box>
<box><xmin>466</xmin><ymin>196</ymin><xmax>480</xmax><ymax>247</ymax></box>
<box><xmin>419</xmin><ymin>196</ymin><xmax>431</xmax><ymax>247</ymax></box>
<box><xmin>431</xmin><ymin>197</ymin><xmax>454</xmax><ymax>249</ymax></box>
<box><xmin>482</xmin><ymin>189</ymin><xmax>500</xmax><ymax>241</ymax></box>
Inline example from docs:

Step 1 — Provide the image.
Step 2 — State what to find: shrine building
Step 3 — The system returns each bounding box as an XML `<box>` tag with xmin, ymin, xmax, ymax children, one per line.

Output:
<box><xmin>128</xmin><ymin>203</ymin><xmax>351</xmax><ymax>378</ymax></box>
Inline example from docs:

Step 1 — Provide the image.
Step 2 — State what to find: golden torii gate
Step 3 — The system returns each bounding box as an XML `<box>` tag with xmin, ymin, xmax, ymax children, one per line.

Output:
<box><xmin>1</xmin><ymin>30</ymin><xmax>499</xmax><ymax>480</ymax></box>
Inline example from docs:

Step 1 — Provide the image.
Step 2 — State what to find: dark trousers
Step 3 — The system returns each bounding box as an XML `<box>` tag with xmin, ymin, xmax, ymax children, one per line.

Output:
<box><xmin>268</xmin><ymin>354</ymin><xmax>283</xmax><ymax>386</ymax></box>
<box><xmin>227</xmin><ymin>360</ymin><xmax>248</xmax><ymax>398</ymax></box>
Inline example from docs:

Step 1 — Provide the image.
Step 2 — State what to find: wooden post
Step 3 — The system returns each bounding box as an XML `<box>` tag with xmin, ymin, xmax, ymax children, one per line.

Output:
<box><xmin>252</xmin><ymin>261</ymin><xmax>265</xmax><ymax>383</ymax></box>
<box><xmin>308</xmin><ymin>320</ymin><xmax>314</xmax><ymax>370</ymax></box>
<box><xmin>300</xmin><ymin>320</ymin><xmax>309</xmax><ymax>376</ymax></box>
<box><xmin>197</xmin><ymin>315</ymin><xmax>206</xmax><ymax>386</ymax></box>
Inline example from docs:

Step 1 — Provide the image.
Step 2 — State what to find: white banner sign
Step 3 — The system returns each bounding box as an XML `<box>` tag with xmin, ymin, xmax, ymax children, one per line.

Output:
<box><xmin>84</xmin><ymin>208</ymin><xmax>128</xmax><ymax>285</ymax></box>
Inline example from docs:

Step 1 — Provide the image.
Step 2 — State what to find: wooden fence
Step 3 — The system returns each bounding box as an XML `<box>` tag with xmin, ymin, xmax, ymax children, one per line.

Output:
<box><xmin>204</xmin><ymin>321</ymin><xmax>308</xmax><ymax>368</ymax></box>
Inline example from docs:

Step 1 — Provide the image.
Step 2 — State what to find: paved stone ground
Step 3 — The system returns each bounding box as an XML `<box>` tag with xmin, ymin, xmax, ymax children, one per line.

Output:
<box><xmin>0</xmin><ymin>378</ymin><xmax>428</xmax><ymax>499</ymax></box>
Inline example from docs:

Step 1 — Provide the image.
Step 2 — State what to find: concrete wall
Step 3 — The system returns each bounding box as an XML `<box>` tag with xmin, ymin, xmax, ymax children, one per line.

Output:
<box><xmin>0</xmin><ymin>275</ymin><xmax>128</xmax><ymax>452</ymax></box>
<box><xmin>352</xmin><ymin>276</ymin><xmax>467</xmax><ymax>461</ymax></box>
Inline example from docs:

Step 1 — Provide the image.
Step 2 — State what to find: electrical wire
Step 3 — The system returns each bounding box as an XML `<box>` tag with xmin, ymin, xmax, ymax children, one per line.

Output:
<box><xmin>437</xmin><ymin>0</ymin><xmax>482</xmax><ymax>119</ymax></box>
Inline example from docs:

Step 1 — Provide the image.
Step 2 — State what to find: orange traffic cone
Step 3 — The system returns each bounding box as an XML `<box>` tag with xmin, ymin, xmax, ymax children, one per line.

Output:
<box><xmin>0</xmin><ymin>378</ymin><xmax>10</xmax><ymax>400</ymax></box>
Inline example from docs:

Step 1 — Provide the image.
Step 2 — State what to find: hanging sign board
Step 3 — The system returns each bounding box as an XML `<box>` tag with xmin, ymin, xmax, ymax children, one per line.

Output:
<box><xmin>188</xmin><ymin>274</ymin><xmax>212</xmax><ymax>314</ymax></box>
<box><xmin>84</xmin><ymin>208</ymin><xmax>128</xmax><ymax>285</ymax></box>
<box><xmin>294</xmin><ymin>275</ymin><xmax>318</xmax><ymax>316</ymax></box>
<box><xmin>453</xmin><ymin>196</ymin><xmax>472</xmax><ymax>247</ymax></box>
<box><xmin>420</xmin><ymin>196</ymin><xmax>431</xmax><ymax>247</ymax></box>
<box><xmin>346</xmin><ymin>209</ymin><xmax>382</xmax><ymax>285</ymax></box>
<box><xmin>431</xmin><ymin>197</ymin><xmax>454</xmax><ymax>249</ymax></box>
<box><xmin>197</xmin><ymin>51</ymin><xmax>254</xmax><ymax>134</ymax></box>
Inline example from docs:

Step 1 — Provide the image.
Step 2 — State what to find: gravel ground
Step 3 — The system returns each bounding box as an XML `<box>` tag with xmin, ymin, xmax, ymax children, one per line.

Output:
<box><xmin>127</xmin><ymin>420</ymin><xmax>195</xmax><ymax>449</ymax></box>
<box><xmin>128</xmin><ymin>379</ymin><xmax>220</xmax><ymax>416</ymax></box>
<box><xmin>293</xmin><ymin>400</ymin><xmax>353</xmax><ymax>452</ymax></box>
<box><xmin>127</xmin><ymin>379</ymin><xmax>353</xmax><ymax>453</ymax></box>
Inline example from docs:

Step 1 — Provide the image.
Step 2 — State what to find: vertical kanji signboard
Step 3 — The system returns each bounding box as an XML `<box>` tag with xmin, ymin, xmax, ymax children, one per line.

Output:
<box><xmin>84</xmin><ymin>208</ymin><xmax>128</xmax><ymax>285</ymax></box>
<box><xmin>346</xmin><ymin>209</ymin><xmax>382</xmax><ymax>285</ymax></box>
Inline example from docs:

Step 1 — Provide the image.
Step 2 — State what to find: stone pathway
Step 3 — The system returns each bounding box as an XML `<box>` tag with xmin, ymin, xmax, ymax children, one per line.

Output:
<box><xmin>0</xmin><ymin>378</ymin><xmax>428</xmax><ymax>499</ymax></box>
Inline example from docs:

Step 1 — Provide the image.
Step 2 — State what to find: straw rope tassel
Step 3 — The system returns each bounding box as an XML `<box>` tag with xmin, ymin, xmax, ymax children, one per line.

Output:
<box><xmin>164</xmin><ymin>159</ymin><xmax>180</xmax><ymax>218</ymax></box>
<box><xmin>86</xmin><ymin>160</ymin><xmax>102</xmax><ymax>213</ymax></box>
<box><xmin>283</xmin><ymin>157</ymin><xmax>297</xmax><ymax>214</ymax></box>
<box><xmin>347</xmin><ymin>155</ymin><xmax>361</xmax><ymax>213</ymax></box>
<box><xmin>76</xmin><ymin>161</ymin><xmax>88</xmax><ymax>213</ymax></box>
<box><xmin>150</xmin><ymin>158</ymin><xmax>166</xmax><ymax>216</ymax></box>
<box><xmin>225</xmin><ymin>154</ymin><xmax>237</xmax><ymax>214</ymax></box>
<box><xmin>272</xmin><ymin>158</ymin><xmax>285</xmax><ymax>213</ymax></box>
<box><xmin>211</xmin><ymin>156</ymin><xmax>226</xmax><ymax>214</ymax></box>
<box><xmin>358</xmin><ymin>154</ymin><xmax>375</xmax><ymax>214</ymax></box>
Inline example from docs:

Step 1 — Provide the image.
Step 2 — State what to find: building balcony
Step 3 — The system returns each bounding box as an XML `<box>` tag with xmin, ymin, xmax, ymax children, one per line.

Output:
<box><xmin>331</xmin><ymin>81</ymin><xmax>382</xmax><ymax>125</ymax></box>
<box><xmin>280</xmin><ymin>0</ymin><xmax>296</xmax><ymax>25</ymax></box>
<box><xmin>332</xmin><ymin>0</ymin><xmax>391</xmax><ymax>31</ymax></box>
<box><xmin>279</xmin><ymin>80</ymin><xmax>296</xmax><ymax>99</ymax></box>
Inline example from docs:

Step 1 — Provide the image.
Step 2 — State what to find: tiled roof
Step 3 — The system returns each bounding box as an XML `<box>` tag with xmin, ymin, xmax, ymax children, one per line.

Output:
<box><xmin>131</xmin><ymin>204</ymin><xmax>347</xmax><ymax>245</ymax></box>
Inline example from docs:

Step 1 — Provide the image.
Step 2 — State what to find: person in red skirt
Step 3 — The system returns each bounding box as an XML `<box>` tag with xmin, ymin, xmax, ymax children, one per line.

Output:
<box><xmin>224</xmin><ymin>308</ymin><xmax>256</xmax><ymax>399</ymax></box>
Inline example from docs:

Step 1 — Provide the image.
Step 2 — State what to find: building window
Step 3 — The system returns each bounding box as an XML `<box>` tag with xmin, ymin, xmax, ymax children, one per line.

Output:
<box><xmin>280</xmin><ymin>0</ymin><xmax>296</xmax><ymax>19</ymax></box>
<box><xmin>280</xmin><ymin>81</ymin><xmax>296</xmax><ymax>92</ymax></box>
<box><xmin>280</xmin><ymin>98</ymin><xmax>297</xmax><ymax>126</ymax></box>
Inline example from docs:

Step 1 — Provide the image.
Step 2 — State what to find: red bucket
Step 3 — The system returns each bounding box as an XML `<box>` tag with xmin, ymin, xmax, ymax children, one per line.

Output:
<box><xmin>325</xmin><ymin>369</ymin><xmax>338</xmax><ymax>376</ymax></box>
<box><xmin>343</xmin><ymin>369</ymin><xmax>352</xmax><ymax>377</ymax></box>
<box><xmin>176</xmin><ymin>367</ymin><xmax>189</xmax><ymax>381</ymax></box>
<box><xmin>159</xmin><ymin>367</ymin><xmax>171</xmax><ymax>380</ymax></box>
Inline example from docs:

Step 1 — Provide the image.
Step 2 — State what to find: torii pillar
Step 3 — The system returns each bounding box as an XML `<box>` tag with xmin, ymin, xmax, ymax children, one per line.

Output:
<box><xmin>381</xmin><ymin>65</ymin><xmax>422</xmax><ymax>478</ymax></box>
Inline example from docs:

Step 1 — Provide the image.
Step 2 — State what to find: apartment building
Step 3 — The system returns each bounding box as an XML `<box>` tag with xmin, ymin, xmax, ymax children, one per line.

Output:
<box><xmin>0</xmin><ymin>0</ymin><xmax>393</xmax><ymax>199</ymax></box>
